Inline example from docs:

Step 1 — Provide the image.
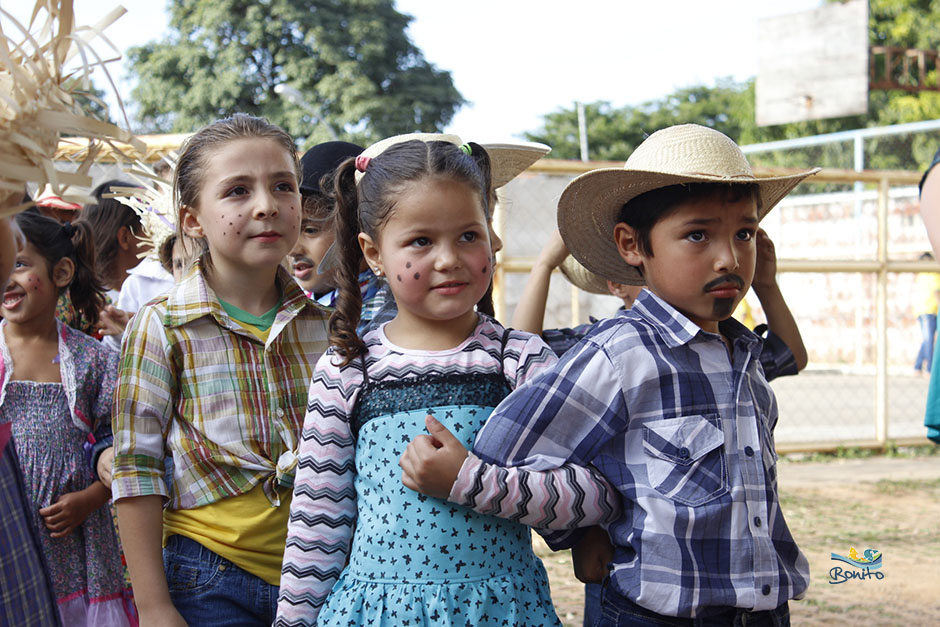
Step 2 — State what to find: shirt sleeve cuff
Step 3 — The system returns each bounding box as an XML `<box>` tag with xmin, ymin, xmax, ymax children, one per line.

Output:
<box><xmin>448</xmin><ymin>452</ymin><xmax>483</xmax><ymax>506</ymax></box>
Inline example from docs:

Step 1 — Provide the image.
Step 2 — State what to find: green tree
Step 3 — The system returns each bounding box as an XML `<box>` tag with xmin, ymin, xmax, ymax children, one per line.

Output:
<box><xmin>527</xmin><ymin>0</ymin><xmax>940</xmax><ymax>172</ymax></box>
<box><xmin>127</xmin><ymin>0</ymin><xmax>464</xmax><ymax>145</ymax></box>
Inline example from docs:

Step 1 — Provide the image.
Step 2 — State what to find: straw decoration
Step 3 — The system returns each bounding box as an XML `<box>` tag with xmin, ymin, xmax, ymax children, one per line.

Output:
<box><xmin>105</xmin><ymin>153</ymin><xmax>178</xmax><ymax>258</ymax></box>
<box><xmin>0</xmin><ymin>0</ymin><xmax>143</xmax><ymax>218</ymax></box>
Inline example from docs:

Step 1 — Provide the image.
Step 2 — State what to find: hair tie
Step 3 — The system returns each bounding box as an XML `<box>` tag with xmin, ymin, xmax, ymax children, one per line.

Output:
<box><xmin>459</xmin><ymin>143</ymin><xmax>473</xmax><ymax>156</ymax></box>
<box><xmin>62</xmin><ymin>221</ymin><xmax>75</xmax><ymax>238</ymax></box>
<box><xmin>355</xmin><ymin>155</ymin><xmax>371</xmax><ymax>172</ymax></box>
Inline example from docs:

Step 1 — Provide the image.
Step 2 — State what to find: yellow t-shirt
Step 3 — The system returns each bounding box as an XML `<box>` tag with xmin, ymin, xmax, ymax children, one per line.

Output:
<box><xmin>163</xmin><ymin>304</ymin><xmax>285</xmax><ymax>584</ymax></box>
<box><xmin>914</xmin><ymin>273</ymin><xmax>940</xmax><ymax>317</ymax></box>
<box><xmin>163</xmin><ymin>482</ymin><xmax>290</xmax><ymax>585</ymax></box>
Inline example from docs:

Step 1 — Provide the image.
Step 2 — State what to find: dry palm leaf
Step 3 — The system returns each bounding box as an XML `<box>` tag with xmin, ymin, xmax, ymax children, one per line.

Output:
<box><xmin>105</xmin><ymin>153</ymin><xmax>178</xmax><ymax>258</ymax></box>
<box><xmin>0</xmin><ymin>0</ymin><xmax>143</xmax><ymax>218</ymax></box>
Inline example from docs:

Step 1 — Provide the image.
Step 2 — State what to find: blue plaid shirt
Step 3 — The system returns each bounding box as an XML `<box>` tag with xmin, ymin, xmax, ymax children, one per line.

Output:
<box><xmin>472</xmin><ymin>289</ymin><xmax>809</xmax><ymax>618</ymax></box>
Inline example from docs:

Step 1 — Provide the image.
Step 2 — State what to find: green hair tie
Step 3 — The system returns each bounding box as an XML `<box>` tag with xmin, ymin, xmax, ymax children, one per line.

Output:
<box><xmin>459</xmin><ymin>143</ymin><xmax>472</xmax><ymax>156</ymax></box>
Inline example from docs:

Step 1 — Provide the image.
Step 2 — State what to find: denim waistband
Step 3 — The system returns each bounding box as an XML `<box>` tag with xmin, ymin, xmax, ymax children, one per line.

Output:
<box><xmin>164</xmin><ymin>534</ymin><xmax>229</xmax><ymax>566</ymax></box>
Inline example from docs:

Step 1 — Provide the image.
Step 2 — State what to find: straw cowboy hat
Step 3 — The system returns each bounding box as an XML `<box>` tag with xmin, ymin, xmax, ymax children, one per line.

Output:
<box><xmin>320</xmin><ymin>133</ymin><xmax>550</xmax><ymax>273</ymax></box>
<box><xmin>559</xmin><ymin>255</ymin><xmax>619</xmax><ymax>295</ymax></box>
<box><xmin>557</xmin><ymin>124</ymin><xmax>820</xmax><ymax>286</ymax></box>
<box><xmin>355</xmin><ymin>132</ymin><xmax>550</xmax><ymax>187</ymax></box>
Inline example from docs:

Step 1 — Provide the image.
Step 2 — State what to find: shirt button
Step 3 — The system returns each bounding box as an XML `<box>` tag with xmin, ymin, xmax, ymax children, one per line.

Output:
<box><xmin>677</xmin><ymin>447</ymin><xmax>690</xmax><ymax>459</ymax></box>
<box><xmin>276</xmin><ymin>408</ymin><xmax>285</xmax><ymax>417</ymax></box>
<box><xmin>744</xmin><ymin>446</ymin><xmax>754</xmax><ymax>456</ymax></box>
<box><xmin>754</xmin><ymin>516</ymin><xmax>762</xmax><ymax>527</ymax></box>
<box><xmin>762</xmin><ymin>584</ymin><xmax>771</xmax><ymax>595</ymax></box>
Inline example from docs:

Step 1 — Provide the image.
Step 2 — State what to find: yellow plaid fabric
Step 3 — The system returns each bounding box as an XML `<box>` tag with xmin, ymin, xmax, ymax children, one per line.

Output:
<box><xmin>111</xmin><ymin>261</ymin><xmax>330</xmax><ymax>510</ymax></box>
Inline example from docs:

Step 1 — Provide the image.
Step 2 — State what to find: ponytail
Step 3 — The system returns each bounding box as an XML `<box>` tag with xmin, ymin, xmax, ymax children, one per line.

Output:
<box><xmin>14</xmin><ymin>211</ymin><xmax>106</xmax><ymax>328</ymax></box>
<box><xmin>328</xmin><ymin>158</ymin><xmax>368</xmax><ymax>365</ymax></box>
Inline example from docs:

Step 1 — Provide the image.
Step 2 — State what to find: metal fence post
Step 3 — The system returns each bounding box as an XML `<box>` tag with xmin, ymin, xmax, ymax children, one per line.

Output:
<box><xmin>875</xmin><ymin>177</ymin><xmax>890</xmax><ymax>445</ymax></box>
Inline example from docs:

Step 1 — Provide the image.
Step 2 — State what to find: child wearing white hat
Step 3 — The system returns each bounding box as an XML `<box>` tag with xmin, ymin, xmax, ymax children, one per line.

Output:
<box><xmin>402</xmin><ymin>124</ymin><xmax>818</xmax><ymax>625</ymax></box>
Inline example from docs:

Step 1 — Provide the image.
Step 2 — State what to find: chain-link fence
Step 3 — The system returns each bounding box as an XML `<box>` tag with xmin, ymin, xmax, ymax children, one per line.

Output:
<box><xmin>494</xmin><ymin>159</ymin><xmax>933</xmax><ymax>452</ymax></box>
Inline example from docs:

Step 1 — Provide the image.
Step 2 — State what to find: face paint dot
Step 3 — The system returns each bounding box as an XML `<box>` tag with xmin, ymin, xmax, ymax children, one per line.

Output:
<box><xmin>482</xmin><ymin>266</ymin><xmax>488</xmax><ymax>274</ymax></box>
<box><xmin>406</xmin><ymin>261</ymin><xmax>412</xmax><ymax>269</ymax></box>
<box><xmin>413</xmin><ymin>272</ymin><xmax>420</xmax><ymax>280</ymax></box>
<box><xmin>396</xmin><ymin>274</ymin><xmax>402</xmax><ymax>282</ymax></box>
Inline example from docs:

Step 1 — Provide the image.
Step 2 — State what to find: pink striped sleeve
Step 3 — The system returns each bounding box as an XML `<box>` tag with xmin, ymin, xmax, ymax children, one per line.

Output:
<box><xmin>448</xmin><ymin>452</ymin><xmax>620</xmax><ymax>530</ymax></box>
<box><xmin>276</xmin><ymin>352</ymin><xmax>358</xmax><ymax>627</ymax></box>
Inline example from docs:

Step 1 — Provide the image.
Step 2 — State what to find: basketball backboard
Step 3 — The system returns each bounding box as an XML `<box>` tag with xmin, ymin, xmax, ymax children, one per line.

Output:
<box><xmin>756</xmin><ymin>0</ymin><xmax>869</xmax><ymax>126</ymax></box>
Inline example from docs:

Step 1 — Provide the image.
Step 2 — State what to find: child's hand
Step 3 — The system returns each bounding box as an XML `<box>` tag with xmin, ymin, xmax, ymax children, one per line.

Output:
<box><xmin>399</xmin><ymin>415</ymin><xmax>468</xmax><ymax>499</ymax></box>
<box><xmin>535</xmin><ymin>229</ymin><xmax>570</xmax><ymax>272</ymax></box>
<box><xmin>98</xmin><ymin>305</ymin><xmax>132</xmax><ymax>337</ymax></box>
<box><xmin>572</xmin><ymin>525</ymin><xmax>614</xmax><ymax>584</ymax></box>
<box><xmin>97</xmin><ymin>446</ymin><xmax>115</xmax><ymax>488</ymax></box>
<box><xmin>39</xmin><ymin>481</ymin><xmax>110</xmax><ymax>538</ymax></box>
<box><xmin>751</xmin><ymin>229</ymin><xmax>779</xmax><ymax>293</ymax></box>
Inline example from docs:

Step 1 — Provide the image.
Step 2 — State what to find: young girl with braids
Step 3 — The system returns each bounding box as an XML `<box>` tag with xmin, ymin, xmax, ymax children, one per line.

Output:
<box><xmin>0</xmin><ymin>211</ymin><xmax>134</xmax><ymax>626</ymax></box>
<box><xmin>277</xmin><ymin>140</ymin><xmax>618</xmax><ymax>627</ymax></box>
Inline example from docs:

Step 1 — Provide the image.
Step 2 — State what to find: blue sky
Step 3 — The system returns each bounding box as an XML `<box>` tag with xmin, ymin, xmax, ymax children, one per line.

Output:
<box><xmin>5</xmin><ymin>0</ymin><xmax>823</xmax><ymax>140</ymax></box>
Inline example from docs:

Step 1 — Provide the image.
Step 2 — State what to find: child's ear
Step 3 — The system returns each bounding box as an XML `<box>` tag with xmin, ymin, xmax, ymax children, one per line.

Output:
<box><xmin>358</xmin><ymin>233</ymin><xmax>382</xmax><ymax>276</ymax></box>
<box><xmin>52</xmin><ymin>257</ymin><xmax>75</xmax><ymax>288</ymax></box>
<box><xmin>180</xmin><ymin>207</ymin><xmax>205</xmax><ymax>239</ymax></box>
<box><xmin>613</xmin><ymin>223</ymin><xmax>644</xmax><ymax>268</ymax></box>
<box><xmin>117</xmin><ymin>225</ymin><xmax>137</xmax><ymax>251</ymax></box>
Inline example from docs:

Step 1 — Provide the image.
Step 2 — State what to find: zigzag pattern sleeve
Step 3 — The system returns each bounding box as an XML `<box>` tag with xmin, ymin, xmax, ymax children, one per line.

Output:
<box><xmin>276</xmin><ymin>352</ymin><xmax>358</xmax><ymax>627</ymax></box>
<box><xmin>448</xmin><ymin>452</ymin><xmax>619</xmax><ymax>530</ymax></box>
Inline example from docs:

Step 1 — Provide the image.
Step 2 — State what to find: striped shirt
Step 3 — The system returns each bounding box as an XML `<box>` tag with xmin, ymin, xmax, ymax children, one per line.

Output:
<box><xmin>111</xmin><ymin>262</ymin><xmax>330</xmax><ymax>510</ymax></box>
<box><xmin>276</xmin><ymin>317</ymin><xmax>596</xmax><ymax>626</ymax></box>
<box><xmin>462</xmin><ymin>290</ymin><xmax>810</xmax><ymax>618</ymax></box>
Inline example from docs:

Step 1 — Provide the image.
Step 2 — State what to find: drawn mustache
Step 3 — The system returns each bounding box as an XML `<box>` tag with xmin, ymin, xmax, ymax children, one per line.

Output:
<box><xmin>703</xmin><ymin>274</ymin><xmax>745</xmax><ymax>293</ymax></box>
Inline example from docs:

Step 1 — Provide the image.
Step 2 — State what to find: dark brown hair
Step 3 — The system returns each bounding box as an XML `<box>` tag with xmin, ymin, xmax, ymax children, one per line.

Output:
<box><xmin>15</xmin><ymin>210</ymin><xmax>106</xmax><ymax>327</ymax></box>
<box><xmin>330</xmin><ymin>140</ymin><xmax>493</xmax><ymax>364</ymax></box>
<box><xmin>173</xmin><ymin>113</ymin><xmax>300</xmax><ymax>265</ymax></box>
<box><xmin>78</xmin><ymin>179</ymin><xmax>142</xmax><ymax>284</ymax></box>
<box><xmin>617</xmin><ymin>182</ymin><xmax>760</xmax><ymax>257</ymax></box>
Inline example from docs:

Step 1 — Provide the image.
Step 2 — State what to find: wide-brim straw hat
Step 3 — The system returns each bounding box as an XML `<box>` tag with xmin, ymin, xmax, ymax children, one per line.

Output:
<box><xmin>355</xmin><ymin>132</ymin><xmax>550</xmax><ymax>188</ymax></box>
<box><xmin>559</xmin><ymin>255</ymin><xmax>620</xmax><ymax>294</ymax></box>
<box><xmin>321</xmin><ymin>133</ymin><xmax>550</xmax><ymax>273</ymax></box>
<box><xmin>557</xmin><ymin>124</ymin><xmax>820</xmax><ymax>286</ymax></box>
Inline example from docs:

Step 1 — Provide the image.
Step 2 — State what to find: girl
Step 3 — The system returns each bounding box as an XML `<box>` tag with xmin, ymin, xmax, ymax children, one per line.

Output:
<box><xmin>0</xmin><ymin>211</ymin><xmax>134</xmax><ymax>626</ymax></box>
<box><xmin>111</xmin><ymin>114</ymin><xmax>331</xmax><ymax>627</ymax></box>
<box><xmin>277</xmin><ymin>140</ymin><xmax>615</xmax><ymax>627</ymax></box>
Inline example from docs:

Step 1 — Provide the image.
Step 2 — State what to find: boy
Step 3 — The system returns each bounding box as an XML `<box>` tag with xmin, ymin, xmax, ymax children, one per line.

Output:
<box><xmin>401</xmin><ymin>124</ymin><xmax>818</xmax><ymax>625</ymax></box>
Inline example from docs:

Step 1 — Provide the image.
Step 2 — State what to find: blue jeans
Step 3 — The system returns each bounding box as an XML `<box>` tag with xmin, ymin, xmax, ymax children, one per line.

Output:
<box><xmin>595</xmin><ymin>582</ymin><xmax>790</xmax><ymax>627</ymax></box>
<box><xmin>915</xmin><ymin>313</ymin><xmax>937</xmax><ymax>372</ymax></box>
<box><xmin>585</xmin><ymin>582</ymin><xmax>603</xmax><ymax>626</ymax></box>
<box><xmin>163</xmin><ymin>535</ymin><xmax>278</xmax><ymax>627</ymax></box>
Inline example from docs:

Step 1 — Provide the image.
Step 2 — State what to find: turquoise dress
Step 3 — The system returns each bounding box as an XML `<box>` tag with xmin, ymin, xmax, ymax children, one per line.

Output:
<box><xmin>316</xmin><ymin>363</ymin><xmax>560</xmax><ymax>625</ymax></box>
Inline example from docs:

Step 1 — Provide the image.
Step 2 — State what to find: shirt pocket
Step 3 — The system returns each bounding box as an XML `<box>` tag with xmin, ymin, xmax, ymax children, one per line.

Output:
<box><xmin>642</xmin><ymin>414</ymin><xmax>728</xmax><ymax>506</ymax></box>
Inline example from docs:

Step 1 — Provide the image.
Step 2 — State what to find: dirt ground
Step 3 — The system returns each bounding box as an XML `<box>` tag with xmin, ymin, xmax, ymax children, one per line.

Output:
<box><xmin>536</xmin><ymin>455</ymin><xmax>940</xmax><ymax>626</ymax></box>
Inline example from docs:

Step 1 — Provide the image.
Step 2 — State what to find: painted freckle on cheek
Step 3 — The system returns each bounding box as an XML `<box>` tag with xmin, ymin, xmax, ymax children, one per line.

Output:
<box><xmin>482</xmin><ymin>265</ymin><xmax>488</xmax><ymax>274</ymax></box>
<box><xmin>396</xmin><ymin>274</ymin><xmax>402</xmax><ymax>282</ymax></box>
<box><xmin>413</xmin><ymin>272</ymin><xmax>420</xmax><ymax>280</ymax></box>
<box><xmin>406</xmin><ymin>261</ymin><xmax>412</xmax><ymax>269</ymax></box>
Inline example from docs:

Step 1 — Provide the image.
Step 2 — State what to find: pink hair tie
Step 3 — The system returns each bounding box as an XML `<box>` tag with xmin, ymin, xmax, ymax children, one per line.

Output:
<box><xmin>355</xmin><ymin>155</ymin><xmax>371</xmax><ymax>172</ymax></box>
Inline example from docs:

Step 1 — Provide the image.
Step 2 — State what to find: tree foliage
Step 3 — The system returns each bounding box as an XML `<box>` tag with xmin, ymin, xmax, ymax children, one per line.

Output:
<box><xmin>126</xmin><ymin>0</ymin><xmax>464</xmax><ymax>145</ymax></box>
<box><xmin>525</xmin><ymin>0</ymin><xmax>940</xmax><ymax>172</ymax></box>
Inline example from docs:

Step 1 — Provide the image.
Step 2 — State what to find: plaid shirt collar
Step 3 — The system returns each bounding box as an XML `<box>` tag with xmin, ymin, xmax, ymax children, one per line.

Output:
<box><xmin>629</xmin><ymin>288</ymin><xmax>761</xmax><ymax>353</ymax></box>
<box><xmin>164</xmin><ymin>259</ymin><xmax>316</xmax><ymax>329</ymax></box>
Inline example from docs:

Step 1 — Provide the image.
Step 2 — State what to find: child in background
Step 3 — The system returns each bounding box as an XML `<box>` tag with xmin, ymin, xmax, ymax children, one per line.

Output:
<box><xmin>290</xmin><ymin>140</ymin><xmax>365</xmax><ymax>304</ymax></box>
<box><xmin>277</xmin><ymin>139</ymin><xmax>612</xmax><ymax>626</ymax></box>
<box><xmin>0</xmin><ymin>211</ymin><xmax>133</xmax><ymax>626</ymax></box>
<box><xmin>402</xmin><ymin>125</ymin><xmax>819</xmax><ymax>624</ymax></box>
<box><xmin>111</xmin><ymin>114</ymin><xmax>331</xmax><ymax>627</ymax></box>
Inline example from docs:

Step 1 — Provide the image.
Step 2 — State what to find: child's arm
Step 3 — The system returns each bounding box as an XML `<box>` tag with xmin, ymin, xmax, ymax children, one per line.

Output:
<box><xmin>116</xmin><ymin>496</ymin><xmax>187</xmax><ymax>627</ymax></box>
<box><xmin>401</xmin><ymin>415</ymin><xmax>620</xmax><ymax>530</ymax></box>
<box><xmin>276</xmin><ymin>353</ymin><xmax>358</xmax><ymax>627</ymax></box>
<box><xmin>751</xmin><ymin>229</ymin><xmax>808</xmax><ymax>373</ymax></box>
<box><xmin>39</xmin><ymin>480</ymin><xmax>111</xmax><ymax>538</ymax></box>
<box><xmin>511</xmin><ymin>229</ymin><xmax>570</xmax><ymax>334</ymax></box>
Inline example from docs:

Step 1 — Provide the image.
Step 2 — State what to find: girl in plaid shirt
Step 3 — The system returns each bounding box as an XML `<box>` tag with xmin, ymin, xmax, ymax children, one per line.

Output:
<box><xmin>111</xmin><ymin>114</ymin><xmax>330</xmax><ymax>627</ymax></box>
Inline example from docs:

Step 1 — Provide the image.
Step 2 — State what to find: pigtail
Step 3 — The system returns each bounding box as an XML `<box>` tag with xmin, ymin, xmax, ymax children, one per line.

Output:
<box><xmin>465</xmin><ymin>142</ymin><xmax>493</xmax><ymax>218</ymax></box>
<box><xmin>66</xmin><ymin>220</ymin><xmax>107</xmax><ymax>327</ymax></box>
<box><xmin>328</xmin><ymin>158</ymin><xmax>367</xmax><ymax>365</ymax></box>
<box><xmin>476</xmin><ymin>281</ymin><xmax>495</xmax><ymax>317</ymax></box>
